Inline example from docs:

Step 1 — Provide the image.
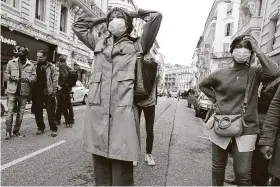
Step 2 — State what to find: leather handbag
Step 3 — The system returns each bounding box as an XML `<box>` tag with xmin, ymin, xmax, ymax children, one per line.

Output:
<box><xmin>213</xmin><ymin>68</ymin><xmax>250</xmax><ymax>137</ymax></box>
<box><xmin>133</xmin><ymin>40</ymin><xmax>158</xmax><ymax>103</ymax></box>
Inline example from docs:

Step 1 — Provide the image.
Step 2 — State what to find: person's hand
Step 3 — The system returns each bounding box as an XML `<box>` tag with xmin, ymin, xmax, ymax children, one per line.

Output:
<box><xmin>127</xmin><ymin>10</ymin><xmax>139</xmax><ymax>18</ymax></box>
<box><xmin>260</xmin><ymin>146</ymin><xmax>273</xmax><ymax>160</ymax></box>
<box><xmin>243</xmin><ymin>36</ymin><xmax>261</xmax><ymax>54</ymax></box>
<box><xmin>10</xmin><ymin>76</ymin><xmax>19</xmax><ymax>82</ymax></box>
<box><xmin>57</xmin><ymin>85</ymin><xmax>62</xmax><ymax>91</ymax></box>
<box><xmin>20</xmin><ymin>78</ymin><xmax>29</xmax><ymax>83</ymax></box>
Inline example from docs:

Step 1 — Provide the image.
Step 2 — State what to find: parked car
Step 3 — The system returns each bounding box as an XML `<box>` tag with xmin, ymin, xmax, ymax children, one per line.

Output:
<box><xmin>170</xmin><ymin>90</ymin><xmax>178</xmax><ymax>98</ymax></box>
<box><xmin>157</xmin><ymin>89</ymin><xmax>166</xmax><ymax>97</ymax></box>
<box><xmin>194</xmin><ymin>93</ymin><xmax>212</xmax><ymax>119</ymax></box>
<box><xmin>70</xmin><ymin>81</ymin><xmax>89</xmax><ymax>104</ymax></box>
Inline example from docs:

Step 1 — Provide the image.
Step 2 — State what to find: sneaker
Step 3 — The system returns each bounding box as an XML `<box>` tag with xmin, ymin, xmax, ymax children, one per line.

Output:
<box><xmin>145</xmin><ymin>154</ymin><xmax>156</xmax><ymax>166</ymax></box>
<box><xmin>51</xmin><ymin>131</ymin><xmax>57</xmax><ymax>137</ymax></box>
<box><xmin>30</xmin><ymin>114</ymin><xmax>35</xmax><ymax>119</ymax></box>
<box><xmin>36</xmin><ymin>130</ymin><xmax>44</xmax><ymax>135</ymax></box>
<box><xmin>13</xmin><ymin>131</ymin><xmax>25</xmax><ymax>137</ymax></box>
<box><xmin>224</xmin><ymin>176</ymin><xmax>236</xmax><ymax>185</ymax></box>
<box><xmin>4</xmin><ymin>132</ymin><xmax>11</xmax><ymax>140</ymax></box>
<box><xmin>133</xmin><ymin>161</ymin><xmax>138</xmax><ymax>167</ymax></box>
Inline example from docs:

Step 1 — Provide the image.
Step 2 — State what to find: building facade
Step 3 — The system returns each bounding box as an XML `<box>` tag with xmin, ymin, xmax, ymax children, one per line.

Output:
<box><xmin>164</xmin><ymin>64</ymin><xmax>192</xmax><ymax>91</ymax></box>
<box><xmin>259</xmin><ymin>0</ymin><xmax>280</xmax><ymax>62</ymax></box>
<box><xmin>0</xmin><ymin>0</ymin><xmax>108</xmax><ymax>95</ymax></box>
<box><xmin>193</xmin><ymin>0</ymin><xmax>241</xmax><ymax>86</ymax></box>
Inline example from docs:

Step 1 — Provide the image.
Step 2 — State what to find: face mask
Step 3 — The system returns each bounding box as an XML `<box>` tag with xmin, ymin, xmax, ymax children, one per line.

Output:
<box><xmin>232</xmin><ymin>48</ymin><xmax>251</xmax><ymax>63</ymax></box>
<box><xmin>108</xmin><ymin>18</ymin><xmax>127</xmax><ymax>37</ymax></box>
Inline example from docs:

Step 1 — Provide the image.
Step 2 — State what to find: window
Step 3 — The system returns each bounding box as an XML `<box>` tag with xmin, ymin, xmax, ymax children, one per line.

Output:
<box><xmin>60</xmin><ymin>5</ymin><xmax>68</xmax><ymax>32</ymax></box>
<box><xmin>227</xmin><ymin>2</ymin><xmax>233</xmax><ymax>16</ymax></box>
<box><xmin>35</xmin><ymin>0</ymin><xmax>46</xmax><ymax>22</ymax></box>
<box><xmin>223</xmin><ymin>43</ymin><xmax>229</xmax><ymax>52</ymax></box>
<box><xmin>1</xmin><ymin>0</ymin><xmax>19</xmax><ymax>9</ymax></box>
<box><xmin>258</xmin><ymin>0</ymin><xmax>263</xmax><ymax>16</ymax></box>
<box><xmin>225</xmin><ymin>23</ymin><xmax>234</xmax><ymax>36</ymax></box>
<box><xmin>272</xmin><ymin>17</ymin><xmax>279</xmax><ymax>46</ymax></box>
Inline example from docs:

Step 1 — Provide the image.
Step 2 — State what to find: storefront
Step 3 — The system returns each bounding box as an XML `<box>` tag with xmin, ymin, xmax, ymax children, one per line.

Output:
<box><xmin>1</xmin><ymin>26</ymin><xmax>57</xmax><ymax>96</ymax></box>
<box><xmin>74</xmin><ymin>61</ymin><xmax>92</xmax><ymax>87</ymax></box>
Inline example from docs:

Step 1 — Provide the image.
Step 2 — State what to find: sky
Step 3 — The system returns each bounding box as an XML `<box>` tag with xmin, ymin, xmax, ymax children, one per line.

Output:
<box><xmin>133</xmin><ymin>0</ymin><xmax>215</xmax><ymax>66</ymax></box>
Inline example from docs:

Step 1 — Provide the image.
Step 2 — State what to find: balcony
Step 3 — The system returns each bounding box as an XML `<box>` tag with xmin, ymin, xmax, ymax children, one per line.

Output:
<box><xmin>70</xmin><ymin>0</ymin><xmax>106</xmax><ymax>17</ymax></box>
<box><xmin>211</xmin><ymin>52</ymin><xmax>232</xmax><ymax>59</ymax></box>
<box><xmin>232</xmin><ymin>16</ymin><xmax>263</xmax><ymax>39</ymax></box>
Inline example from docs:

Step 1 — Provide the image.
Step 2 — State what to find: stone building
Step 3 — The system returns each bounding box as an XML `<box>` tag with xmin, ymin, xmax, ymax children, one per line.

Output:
<box><xmin>0</xmin><ymin>0</ymin><xmax>108</xmax><ymax>94</ymax></box>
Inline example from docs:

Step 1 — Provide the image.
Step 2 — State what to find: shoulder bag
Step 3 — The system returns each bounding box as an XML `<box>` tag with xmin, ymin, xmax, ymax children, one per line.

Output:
<box><xmin>213</xmin><ymin>68</ymin><xmax>250</xmax><ymax>137</ymax></box>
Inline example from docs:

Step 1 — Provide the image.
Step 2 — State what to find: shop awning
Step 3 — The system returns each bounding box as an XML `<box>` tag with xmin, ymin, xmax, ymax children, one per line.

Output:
<box><xmin>75</xmin><ymin>61</ymin><xmax>92</xmax><ymax>71</ymax></box>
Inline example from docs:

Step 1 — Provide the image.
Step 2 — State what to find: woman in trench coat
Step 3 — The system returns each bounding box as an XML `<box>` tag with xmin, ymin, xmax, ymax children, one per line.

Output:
<box><xmin>72</xmin><ymin>7</ymin><xmax>162</xmax><ymax>186</ymax></box>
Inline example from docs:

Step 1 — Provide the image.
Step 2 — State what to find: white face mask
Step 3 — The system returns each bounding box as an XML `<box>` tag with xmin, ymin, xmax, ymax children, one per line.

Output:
<box><xmin>108</xmin><ymin>18</ymin><xmax>127</xmax><ymax>37</ymax></box>
<box><xmin>232</xmin><ymin>48</ymin><xmax>252</xmax><ymax>64</ymax></box>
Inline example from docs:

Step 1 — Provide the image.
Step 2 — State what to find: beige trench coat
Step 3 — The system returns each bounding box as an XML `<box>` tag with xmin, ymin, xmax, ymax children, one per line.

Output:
<box><xmin>73</xmin><ymin>9</ymin><xmax>162</xmax><ymax>161</ymax></box>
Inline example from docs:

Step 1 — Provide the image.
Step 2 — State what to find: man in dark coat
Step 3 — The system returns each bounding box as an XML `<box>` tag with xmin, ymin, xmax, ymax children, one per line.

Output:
<box><xmin>259</xmin><ymin>85</ymin><xmax>280</xmax><ymax>186</ymax></box>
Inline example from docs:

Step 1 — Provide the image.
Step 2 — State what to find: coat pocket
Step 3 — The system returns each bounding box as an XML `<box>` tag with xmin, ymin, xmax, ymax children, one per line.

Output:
<box><xmin>88</xmin><ymin>72</ymin><xmax>102</xmax><ymax>106</ymax></box>
<box><xmin>117</xmin><ymin>70</ymin><xmax>135</xmax><ymax>107</ymax></box>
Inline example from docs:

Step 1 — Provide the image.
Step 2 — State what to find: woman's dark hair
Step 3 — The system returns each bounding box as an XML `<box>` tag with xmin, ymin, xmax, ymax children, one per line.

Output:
<box><xmin>230</xmin><ymin>34</ymin><xmax>253</xmax><ymax>53</ymax></box>
<box><xmin>106</xmin><ymin>7</ymin><xmax>134</xmax><ymax>34</ymax></box>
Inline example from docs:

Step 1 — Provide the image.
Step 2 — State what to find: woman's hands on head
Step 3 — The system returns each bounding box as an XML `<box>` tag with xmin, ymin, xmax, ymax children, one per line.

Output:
<box><xmin>243</xmin><ymin>35</ymin><xmax>261</xmax><ymax>54</ymax></box>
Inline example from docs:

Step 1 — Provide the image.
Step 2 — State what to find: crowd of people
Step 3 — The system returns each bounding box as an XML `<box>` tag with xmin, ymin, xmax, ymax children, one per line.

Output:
<box><xmin>2</xmin><ymin>5</ymin><xmax>280</xmax><ymax>187</ymax></box>
<box><xmin>4</xmin><ymin>48</ymin><xmax>76</xmax><ymax>140</ymax></box>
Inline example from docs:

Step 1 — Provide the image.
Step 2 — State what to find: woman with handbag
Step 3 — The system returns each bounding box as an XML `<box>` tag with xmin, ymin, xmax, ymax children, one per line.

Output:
<box><xmin>199</xmin><ymin>34</ymin><xmax>280</xmax><ymax>186</ymax></box>
<box><xmin>72</xmin><ymin>7</ymin><xmax>162</xmax><ymax>186</ymax></box>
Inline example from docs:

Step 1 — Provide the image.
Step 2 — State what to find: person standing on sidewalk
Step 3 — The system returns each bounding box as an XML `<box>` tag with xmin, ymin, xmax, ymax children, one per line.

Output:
<box><xmin>259</xmin><ymin>85</ymin><xmax>280</xmax><ymax>186</ymax></box>
<box><xmin>55</xmin><ymin>55</ymin><xmax>72</xmax><ymax>128</ymax></box>
<box><xmin>200</xmin><ymin>35</ymin><xmax>280</xmax><ymax>186</ymax></box>
<box><xmin>33</xmin><ymin>50</ymin><xmax>58</xmax><ymax>137</ymax></box>
<box><xmin>4</xmin><ymin>47</ymin><xmax>36</xmax><ymax>140</ymax></box>
<box><xmin>73</xmin><ymin>7</ymin><xmax>162</xmax><ymax>186</ymax></box>
<box><xmin>134</xmin><ymin>59</ymin><xmax>159</xmax><ymax>167</ymax></box>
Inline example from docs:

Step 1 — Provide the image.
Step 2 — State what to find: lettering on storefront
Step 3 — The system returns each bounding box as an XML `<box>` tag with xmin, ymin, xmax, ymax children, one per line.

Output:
<box><xmin>0</xmin><ymin>35</ymin><xmax>17</xmax><ymax>46</ymax></box>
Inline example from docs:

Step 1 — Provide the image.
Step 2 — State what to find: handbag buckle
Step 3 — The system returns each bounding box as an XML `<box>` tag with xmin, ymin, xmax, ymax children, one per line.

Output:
<box><xmin>218</xmin><ymin>117</ymin><xmax>232</xmax><ymax>129</ymax></box>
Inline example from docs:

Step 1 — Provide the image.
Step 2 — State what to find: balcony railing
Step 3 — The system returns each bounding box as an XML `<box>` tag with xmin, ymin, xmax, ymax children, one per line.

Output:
<box><xmin>232</xmin><ymin>16</ymin><xmax>263</xmax><ymax>39</ymax></box>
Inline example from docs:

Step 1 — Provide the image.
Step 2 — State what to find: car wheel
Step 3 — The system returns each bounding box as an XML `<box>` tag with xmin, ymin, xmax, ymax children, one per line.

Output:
<box><xmin>83</xmin><ymin>95</ymin><xmax>88</xmax><ymax>105</ymax></box>
<box><xmin>195</xmin><ymin>109</ymin><xmax>200</xmax><ymax>117</ymax></box>
<box><xmin>1</xmin><ymin>103</ymin><xmax>5</xmax><ymax>116</ymax></box>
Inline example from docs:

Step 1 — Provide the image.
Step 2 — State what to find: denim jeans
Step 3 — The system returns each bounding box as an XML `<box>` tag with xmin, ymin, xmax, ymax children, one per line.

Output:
<box><xmin>212</xmin><ymin>138</ymin><xmax>253</xmax><ymax>186</ymax></box>
<box><xmin>137</xmin><ymin>105</ymin><xmax>155</xmax><ymax>154</ymax></box>
<box><xmin>6</xmin><ymin>93</ymin><xmax>28</xmax><ymax>133</ymax></box>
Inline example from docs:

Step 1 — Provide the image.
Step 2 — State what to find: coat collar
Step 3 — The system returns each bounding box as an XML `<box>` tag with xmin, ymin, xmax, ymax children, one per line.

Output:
<box><xmin>12</xmin><ymin>58</ymin><xmax>32</xmax><ymax>65</ymax></box>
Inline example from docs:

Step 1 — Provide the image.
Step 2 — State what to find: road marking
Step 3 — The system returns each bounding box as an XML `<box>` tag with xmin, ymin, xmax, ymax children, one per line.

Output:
<box><xmin>1</xmin><ymin>140</ymin><xmax>66</xmax><ymax>171</ymax></box>
<box><xmin>197</xmin><ymin>136</ymin><xmax>210</xmax><ymax>140</ymax></box>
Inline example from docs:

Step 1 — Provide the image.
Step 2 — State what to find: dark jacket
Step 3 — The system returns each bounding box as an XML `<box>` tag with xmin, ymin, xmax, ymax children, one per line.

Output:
<box><xmin>259</xmin><ymin>85</ymin><xmax>280</xmax><ymax>179</ymax></box>
<box><xmin>34</xmin><ymin>62</ymin><xmax>58</xmax><ymax>95</ymax></box>
<box><xmin>57</xmin><ymin>62</ymin><xmax>71</xmax><ymax>91</ymax></box>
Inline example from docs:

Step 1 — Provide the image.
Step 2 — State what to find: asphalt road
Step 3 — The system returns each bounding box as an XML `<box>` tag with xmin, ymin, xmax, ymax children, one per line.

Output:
<box><xmin>1</xmin><ymin>97</ymin><xmax>219</xmax><ymax>186</ymax></box>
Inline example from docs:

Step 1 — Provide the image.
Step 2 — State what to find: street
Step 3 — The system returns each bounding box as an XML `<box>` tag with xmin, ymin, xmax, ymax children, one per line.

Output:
<box><xmin>1</xmin><ymin>97</ymin><xmax>214</xmax><ymax>186</ymax></box>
